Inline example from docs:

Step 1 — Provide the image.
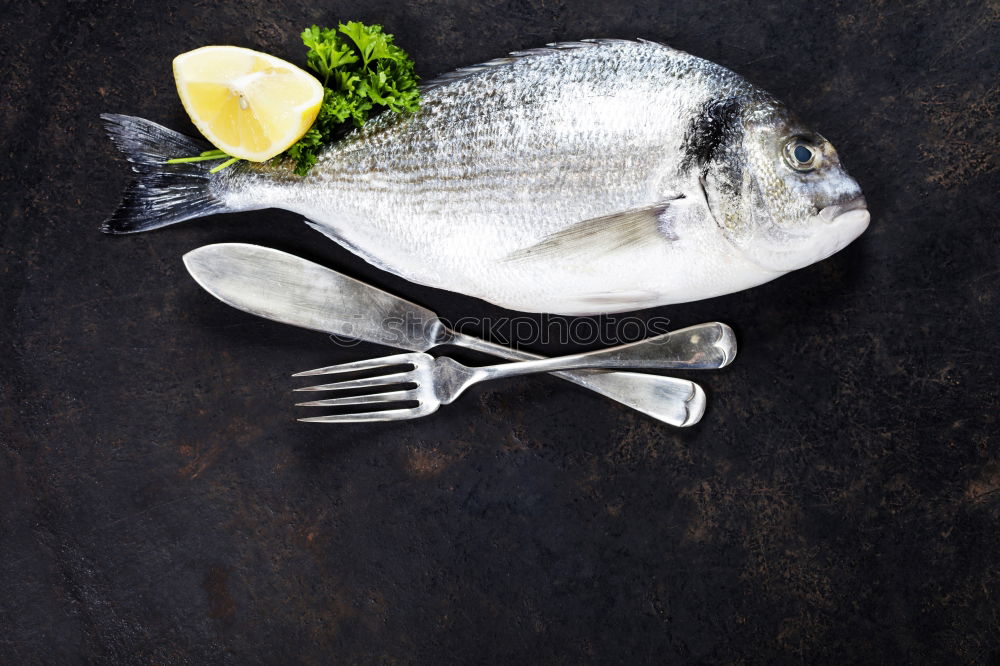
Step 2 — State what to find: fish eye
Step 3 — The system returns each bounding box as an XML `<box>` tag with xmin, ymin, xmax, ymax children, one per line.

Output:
<box><xmin>783</xmin><ymin>139</ymin><xmax>818</xmax><ymax>172</ymax></box>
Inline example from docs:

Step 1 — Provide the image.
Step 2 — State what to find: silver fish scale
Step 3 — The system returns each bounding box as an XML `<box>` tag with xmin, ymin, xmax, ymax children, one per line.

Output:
<box><xmin>260</xmin><ymin>40</ymin><xmax>754</xmax><ymax>253</ymax></box>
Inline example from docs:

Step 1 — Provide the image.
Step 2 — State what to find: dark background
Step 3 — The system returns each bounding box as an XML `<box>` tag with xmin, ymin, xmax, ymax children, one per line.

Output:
<box><xmin>2</xmin><ymin>0</ymin><xmax>998</xmax><ymax>662</ymax></box>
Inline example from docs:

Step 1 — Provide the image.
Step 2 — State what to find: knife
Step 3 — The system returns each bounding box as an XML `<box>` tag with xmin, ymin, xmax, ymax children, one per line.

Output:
<box><xmin>183</xmin><ymin>243</ymin><xmax>709</xmax><ymax>426</ymax></box>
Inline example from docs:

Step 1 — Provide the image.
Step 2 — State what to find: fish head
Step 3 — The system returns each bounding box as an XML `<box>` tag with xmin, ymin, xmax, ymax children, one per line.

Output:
<box><xmin>698</xmin><ymin>95</ymin><xmax>869</xmax><ymax>274</ymax></box>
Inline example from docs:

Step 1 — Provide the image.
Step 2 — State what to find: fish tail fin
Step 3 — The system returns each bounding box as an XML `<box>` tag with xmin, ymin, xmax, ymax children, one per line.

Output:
<box><xmin>101</xmin><ymin>113</ymin><xmax>235</xmax><ymax>234</ymax></box>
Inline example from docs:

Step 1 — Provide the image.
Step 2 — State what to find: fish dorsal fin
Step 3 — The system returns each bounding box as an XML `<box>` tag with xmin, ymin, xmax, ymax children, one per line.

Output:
<box><xmin>419</xmin><ymin>39</ymin><xmax>646</xmax><ymax>92</ymax></box>
<box><xmin>504</xmin><ymin>198</ymin><xmax>685</xmax><ymax>263</ymax></box>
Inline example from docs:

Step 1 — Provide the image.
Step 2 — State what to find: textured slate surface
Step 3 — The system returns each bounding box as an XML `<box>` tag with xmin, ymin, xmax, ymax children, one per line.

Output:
<box><xmin>2</xmin><ymin>0</ymin><xmax>998</xmax><ymax>663</ymax></box>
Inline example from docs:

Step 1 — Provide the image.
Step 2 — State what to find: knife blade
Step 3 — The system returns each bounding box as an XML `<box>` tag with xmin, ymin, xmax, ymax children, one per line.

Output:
<box><xmin>184</xmin><ymin>243</ymin><xmax>445</xmax><ymax>352</ymax></box>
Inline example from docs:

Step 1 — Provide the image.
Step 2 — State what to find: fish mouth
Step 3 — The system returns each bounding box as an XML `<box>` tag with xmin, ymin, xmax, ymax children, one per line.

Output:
<box><xmin>811</xmin><ymin>196</ymin><xmax>870</xmax><ymax>262</ymax></box>
<box><xmin>818</xmin><ymin>195</ymin><xmax>869</xmax><ymax>225</ymax></box>
<box><xmin>742</xmin><ymin>195</ymin><xmax>871</xmax><ymax>272</ymax></box>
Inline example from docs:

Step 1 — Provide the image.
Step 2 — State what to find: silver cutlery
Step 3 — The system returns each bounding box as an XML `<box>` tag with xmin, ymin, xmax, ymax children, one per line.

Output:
<box><xmin>184</xmin><ymin>243</ymin><xmax>732</xmax><ymax>426</ymax></box>
<box><xmin>293</xmin><ymin>322</ymin><xmax>736</xmax><ymax>423</ymax></box>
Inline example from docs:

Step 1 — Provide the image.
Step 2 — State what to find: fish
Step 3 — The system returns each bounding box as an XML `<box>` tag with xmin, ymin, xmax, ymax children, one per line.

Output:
<box><xmin>102</xmin><ymin>39</ymin><xmax>869</xmax><ymax>315</ymax></box>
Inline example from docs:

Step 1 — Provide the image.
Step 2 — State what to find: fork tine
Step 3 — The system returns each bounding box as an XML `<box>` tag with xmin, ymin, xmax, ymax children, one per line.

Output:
<box><xmin>297</xmin><ymin>407</ymin><xmax>426</xmax><ymax>423</ymax></box>
<box><xmin>295</xmin><ymin>390</ymin><xmax>417</xmax><ymax>408</ymax></box>
<box><xmin>293</xmin><ymin>371</ymin><xmax>414</xmax><ymax>392</ymax></box>
<box><xmin>291</xmin><ymin>354</ymin><xmax>417</xmax><ymax>377</ymax></box>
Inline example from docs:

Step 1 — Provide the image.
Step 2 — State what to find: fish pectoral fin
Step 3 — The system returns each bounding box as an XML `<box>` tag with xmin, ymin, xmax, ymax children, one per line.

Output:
<box><xmin>503</xmin><ymin>198</ymin><xmax>684</xmax><ymax>263</ymax></box>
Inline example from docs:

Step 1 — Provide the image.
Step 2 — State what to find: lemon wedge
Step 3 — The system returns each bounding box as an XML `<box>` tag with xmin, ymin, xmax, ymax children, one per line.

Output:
<box><xmin>173</xmin><ymin>45</ymin><xmax>323</xmax><ymax>162</ymax></box>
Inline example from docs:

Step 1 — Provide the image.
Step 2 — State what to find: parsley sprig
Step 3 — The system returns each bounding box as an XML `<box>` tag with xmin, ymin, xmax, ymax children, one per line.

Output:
<box><xmin>285</xmin><ymin>22</ymin><xmax>420</xmax><ymax>175</ymax></box>
<box><xmin>165</xmin><ymin>149</ymin><xmax>239</xmax><ymax>173</ymax></box>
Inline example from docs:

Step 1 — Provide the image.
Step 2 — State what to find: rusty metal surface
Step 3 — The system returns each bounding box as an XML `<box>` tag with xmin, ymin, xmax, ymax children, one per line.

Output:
<box><xmin>1</xmin><ymin>0</ymin><xmax>998</xmax><ymax>662</ymax></box>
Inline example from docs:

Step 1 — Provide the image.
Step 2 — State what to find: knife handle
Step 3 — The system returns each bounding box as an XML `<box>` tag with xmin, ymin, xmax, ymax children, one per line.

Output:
<box><xmin>443</xmin><ymin>330</ymin><xmax>705</xmax><ymax>427</ymax></box>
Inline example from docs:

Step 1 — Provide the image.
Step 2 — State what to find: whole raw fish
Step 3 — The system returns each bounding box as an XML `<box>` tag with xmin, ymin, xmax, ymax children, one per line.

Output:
<box><xmin>103</xmin><ymin>39</ymin><xmax>869</xmax><ymax>314</ymax></box>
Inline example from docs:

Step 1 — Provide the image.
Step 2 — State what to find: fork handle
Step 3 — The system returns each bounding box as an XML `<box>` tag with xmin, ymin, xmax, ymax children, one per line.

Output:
<box><xmin>474</xmin><ymin>322</ymin><xmax>735</xmax><ymax>380</ymax></box>
<box><xmin>443</xmin><ymin>329</ymin><xmax>710</xmax><ymax>427</ymax></box>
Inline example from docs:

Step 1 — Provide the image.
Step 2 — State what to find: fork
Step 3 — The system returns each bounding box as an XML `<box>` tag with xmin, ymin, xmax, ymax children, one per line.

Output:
<box><xmin>293</xmin><ymin>322</ymin><xmax>735</xmax><ymax>423</ymax></box>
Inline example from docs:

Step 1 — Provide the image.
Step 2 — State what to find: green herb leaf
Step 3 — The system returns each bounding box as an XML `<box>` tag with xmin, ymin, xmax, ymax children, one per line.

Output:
<box><xmin>283</xmin><ymin>21</ymin><xmax>421</xmax><ymax>176</ymax></box>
